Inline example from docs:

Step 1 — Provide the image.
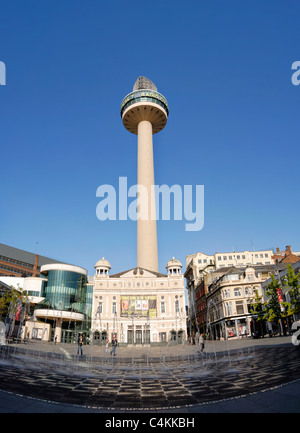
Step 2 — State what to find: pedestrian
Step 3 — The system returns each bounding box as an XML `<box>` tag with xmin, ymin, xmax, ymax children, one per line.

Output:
<box><xmin>199</xmin><ymin>334</ymin><xmax>205</xmax><ymax>352</ymax></box>
<box><xmin>105</xmin><ymin>337</ymin><xmax>110</xmax><ymax>353</ymax></box>
<box><xmin>54</xmin><ymin>335</ymin><xmax>57</xmax><ymax>345</ymax></box>
<box><xmin>110</xmin><ymin>334</ymin><xmax>117</xmax><ymax>356</ymax></box>
<box><xmin>77</xmin><ymin>333</ymin><xmax>83</xmax><ymax>356</ymax></box>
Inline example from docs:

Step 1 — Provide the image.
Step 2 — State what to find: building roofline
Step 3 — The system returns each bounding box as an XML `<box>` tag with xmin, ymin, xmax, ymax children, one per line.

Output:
<box><xmin>110</xmin><ymin>267</ymin><xmax>167</xmax><ymax>278</ymax></box>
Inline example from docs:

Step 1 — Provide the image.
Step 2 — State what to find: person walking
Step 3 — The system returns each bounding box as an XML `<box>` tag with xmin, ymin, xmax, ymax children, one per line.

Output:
<box><xmin>199</xmin><ymin>334</ymin><xmax>205</xmax><ymax>352</ymax></box>
<box><xmin>110</xmin><ymin>334</ymin><xmax>117</xmax><ymax>356</ymax></box>
<box><xmin>77</xmin><ymin>333</ymin><xmax>83</xmax><ymax>356</ymax></box>
<box><xmin>105</xmin><ymin>337</ymin><xmax>110</xmax><ymax>353</ymax></box>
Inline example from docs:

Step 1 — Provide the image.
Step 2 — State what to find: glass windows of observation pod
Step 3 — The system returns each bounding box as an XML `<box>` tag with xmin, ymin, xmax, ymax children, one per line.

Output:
<box><xmin>120</xmin><ymin>90</ymin><xmax>169</xmax><ymax>117</ymax></box>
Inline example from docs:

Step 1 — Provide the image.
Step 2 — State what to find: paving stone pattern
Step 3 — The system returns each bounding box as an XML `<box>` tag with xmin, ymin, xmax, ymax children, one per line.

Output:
<box><xmin>0</xmin><ymin>345</ymin><xmax>299</xmax><ymax>409</ymax></box>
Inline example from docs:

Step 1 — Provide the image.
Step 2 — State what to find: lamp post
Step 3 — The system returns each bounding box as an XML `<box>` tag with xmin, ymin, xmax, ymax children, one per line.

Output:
<box><xmin>145</xmin><ymin>310</ymin><xmax>150</xmax><ymax>344</ymax></box>
<box><xmin>113</xmin><ymin>311</ymin><xmax>117</xmax><ymax>339</ymax></box>
<box><xmin>275</xmin><ymin>269</ymin><xmax>285</xmax><ymax>335</ymax></box>
<box><xmin>95</xmin><ymin>305</ymin><xmax>102</xmax><ymax>344</ymax></box>
<box><xmin>131</xmin><ymin>312</ymin><xmax>135</xmax><ymax>345</ymax></box>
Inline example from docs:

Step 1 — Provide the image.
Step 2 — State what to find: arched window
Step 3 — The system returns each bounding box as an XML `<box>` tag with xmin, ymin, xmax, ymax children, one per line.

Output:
<box><xmin>245</xmin><ymin>287</ymin><xmax>252</xmax><ymax>296</ymax></box>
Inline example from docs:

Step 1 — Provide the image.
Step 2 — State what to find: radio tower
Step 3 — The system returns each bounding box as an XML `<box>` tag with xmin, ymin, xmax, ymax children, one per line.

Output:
<box><xmin>120</xmin><ymin>77</ymin><xmax>169</xmax><ymax>272</ymax></box>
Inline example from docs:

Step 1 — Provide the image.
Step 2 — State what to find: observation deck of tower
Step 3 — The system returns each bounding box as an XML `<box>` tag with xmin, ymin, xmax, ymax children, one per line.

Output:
<box><xmin>120</xmin><ymin>77</ymin><xmax>169</xmax><ymax>273</ymax></box>
<box><xmin>120</xmin><ymin>76</ymin><xmax>169</xmax><ymax>134</ymax></box>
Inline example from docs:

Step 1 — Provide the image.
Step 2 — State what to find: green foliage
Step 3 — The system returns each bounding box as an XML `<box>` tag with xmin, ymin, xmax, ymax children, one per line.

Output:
<box><xmin>281</xmin><ymin>264</ymin><xmax>300</xmax><ymax>315</ymax></box>
<box><xmin>0</xmin><ymin>287</ymin><xmax>28</xmax><ymax>319</ymax></box>
<box><xmin>250</xmin><ymin>289</ymin><xmax>265</xmax><ymax>321</ymax></box>
<box><xmin>263</xmin><ymin>274</ymin><xmax>282</xmax><ymax>321</ymax></box>
<box><xmin>263</xmin><ymin>274</ymin><xmax>292</xmax><ymax>321</ymax></box>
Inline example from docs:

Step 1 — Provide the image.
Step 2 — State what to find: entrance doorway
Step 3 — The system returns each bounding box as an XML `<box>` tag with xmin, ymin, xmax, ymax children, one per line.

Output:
<box><xmin>135</xmin><ymin>330</ymin><xmax>142</xmax><ymax>344</ymax></box>
<box><xmin>143</xmin><ymin>330</ymin><xmax>150</xmax><ymax>344</ymax></box>
<box><xmin>177</xmin><ymin>330</ymin><xmax>184</xmax><ymax>344</ymax></box>
<box><xmin>170</xmin><ymin>330</ymin><xmax>176</xmax><ymax>342</ymax></box>
<box><xmin>127</xmin><ymin>330</ymin><xmax>133</xmax><ymax>344</ymax></box>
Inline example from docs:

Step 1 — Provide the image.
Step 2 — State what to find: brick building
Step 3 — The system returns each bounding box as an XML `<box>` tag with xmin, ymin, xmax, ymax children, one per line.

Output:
<box><xmin>0</xmin><ymin>243</ymin><xmax>65</xmax><ymax>278</ymax></box>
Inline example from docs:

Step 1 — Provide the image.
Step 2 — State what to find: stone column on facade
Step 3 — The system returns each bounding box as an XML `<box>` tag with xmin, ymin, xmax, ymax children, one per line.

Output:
<box><xmin>55</xmin><ymin>318</ymin><xmax>62</xmax><ymax>343</ymax></box>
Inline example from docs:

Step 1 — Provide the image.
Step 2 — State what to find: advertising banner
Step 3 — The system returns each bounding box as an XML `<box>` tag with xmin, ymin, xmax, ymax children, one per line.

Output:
<box><xmin>277</xmin><ymin>287</ymin><xmax>284</xmax><ymax>311</ymax></box>
<box><xmin>120</xmin><ymin>295</ymin><xmax>157</xmax><ymax>317</ymax></box>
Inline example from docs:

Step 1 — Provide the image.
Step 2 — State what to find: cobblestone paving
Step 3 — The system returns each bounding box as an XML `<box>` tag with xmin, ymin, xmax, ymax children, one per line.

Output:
<box><xmin>0</xmin><ymin>344</ymin><xmax>299</xmax><ymax>409</ymax></box>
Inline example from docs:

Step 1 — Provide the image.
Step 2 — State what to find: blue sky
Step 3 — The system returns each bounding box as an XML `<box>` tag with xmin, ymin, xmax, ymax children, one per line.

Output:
<box><xmin>1</xmin><ymin>0</ymin><xmax>299</xmax><ymax>276</ymax></box>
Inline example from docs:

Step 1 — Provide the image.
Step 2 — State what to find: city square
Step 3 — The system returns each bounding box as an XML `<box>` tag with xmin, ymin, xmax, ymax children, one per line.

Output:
<box><xmin>0</xmin><ymin>336</ymin><xmax>300</xmax><ymax>413</ymax></box>
<box><xmin>1</xmin><ymin>1</ymin><xmax>300</xmax><ymax>417</ymax></box>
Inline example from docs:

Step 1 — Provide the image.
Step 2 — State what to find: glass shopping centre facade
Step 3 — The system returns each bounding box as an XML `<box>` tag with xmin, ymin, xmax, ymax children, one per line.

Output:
<box><xmin>32</xmin><ymin>264</ymin><xmax>93</xmax><ymax>344</ymax></box>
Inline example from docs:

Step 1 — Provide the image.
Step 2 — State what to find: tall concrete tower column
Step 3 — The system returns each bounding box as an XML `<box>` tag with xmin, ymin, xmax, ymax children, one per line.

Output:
<box><xmin>137</xmin><ymin>119</ymin><xmax>157</xmax><ymax>272</ymax></box>
<box><xmin>121</xmin><ymin>77</ymin><xmax>169</xmax><ymax>273</ymax></box>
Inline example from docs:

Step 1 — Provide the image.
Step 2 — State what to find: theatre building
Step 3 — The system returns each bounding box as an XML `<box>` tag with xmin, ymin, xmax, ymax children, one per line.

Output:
<box><xmin>91</xmin><ymin>257</ymin><xmax>187</xmax><ymax>345</ymax></box>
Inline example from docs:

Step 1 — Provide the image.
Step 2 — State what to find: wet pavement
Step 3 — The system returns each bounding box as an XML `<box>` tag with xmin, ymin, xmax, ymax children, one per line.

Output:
<box><xmin>0</xmin><ymin>336</ymin><xmax>299</xmax><ymax>413</ymax></box>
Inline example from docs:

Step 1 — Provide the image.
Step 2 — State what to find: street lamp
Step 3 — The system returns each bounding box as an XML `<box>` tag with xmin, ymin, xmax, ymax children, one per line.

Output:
<box><xmin>145</xmin><ymin>310</ymin><xmax>150</xmax><ymax>344</ymax></box>
<box><xmin>131</xmin><ymin>312</ymin><xmax>135</xmax><ymax>345</ymax></box>
<box><xmin>113</xmin><ymin>311</ymin><xmax>117</xmax><ymax>338</ymax></box>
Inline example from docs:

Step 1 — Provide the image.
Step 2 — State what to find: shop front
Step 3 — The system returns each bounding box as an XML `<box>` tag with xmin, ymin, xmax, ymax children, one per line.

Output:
<box><xmin>225</xmin><ymin>317</ymin><xmax>251</xmax><ymax>339</ymax></box>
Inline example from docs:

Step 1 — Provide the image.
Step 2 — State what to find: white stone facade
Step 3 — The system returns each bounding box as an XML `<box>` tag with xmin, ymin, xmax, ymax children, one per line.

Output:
<box><xmin>91</xmin><ymin>259</ymin><xmax>187</xmax><ymax>344</ymax></box>
<box><xmin>186</xmin><ymin>249</ymin><xmax>274</xmax><ymax>275</ymax></box>
<box><xmin>205</xmin><ymin>266</ymin><xmax>275</xmax><ymax>339</ymax></box>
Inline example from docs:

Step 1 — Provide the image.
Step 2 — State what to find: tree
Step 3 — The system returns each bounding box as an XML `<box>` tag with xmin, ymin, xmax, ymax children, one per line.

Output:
<box><xmin>0</xmin><ymin>287</ymin><xmax>28</xmax><ymax>321</ymax></box>
<box><xmin>283</xmin><ymin>264</ymin><xmax>300</xmax><ymax>319</ymax></box>
<box><xmin>263</xmin><ymin>274</ymin><xmax>291</xmax><ymax>335</ymax></box>
<box><xmin>249</xmin><ymin>289</ymin><xmax>265</xmax><ymax>336</ymax></box>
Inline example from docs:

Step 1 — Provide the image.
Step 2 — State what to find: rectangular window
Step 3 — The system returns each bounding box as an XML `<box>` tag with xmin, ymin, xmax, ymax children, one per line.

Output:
<box><xmin>225</xmin><ymin>301</ymin><xmax>233</xmax><ymax>316</ymax></box>
<box><xmin>236</xmin><ymin>301</ymin><xmax>244</xmax><ymax>315</ymax></box>
<box><xmin>229</xmin><ymin>255</ymin><xmax>232</xmax><ymax>260</ymax></box>
<box><xmin>112</xmin><ymin>302</ymin><xmax>117</xmax><ymax>314</ymax></box>
<box><xmin>234</xmin><ymin>288</ymin><xmax>242</xmax><ymax>297</ymax></box>
<box><xmin>237</xmin><ymin>255</ymin><xmax>240</xmax><ymax>259</ymax></box>
<box><xmin>223</xmin><ymin>256</ymin><xmax>227</xmax><ymax>260</ymax></box>
<box><xmin>224</xmin><ymin>274</ymin><xmax>239</xmax><ymax>281</ymax></box>
<box><xmin>161</xmin><ymin>302</ymin><xmax>166</xmax><ymax>314</ymax></box>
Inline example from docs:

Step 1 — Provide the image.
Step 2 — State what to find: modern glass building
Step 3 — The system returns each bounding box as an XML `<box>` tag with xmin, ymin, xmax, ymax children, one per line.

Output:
<box><xmin>40</xmin><ymin>265</ymin><xmax>88</xmax><ymax>312</ymax></box>
<box><xmin>32</xmin><ymin>264</ymin><xmax>93</xmax><ymax>343</ymax></box>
